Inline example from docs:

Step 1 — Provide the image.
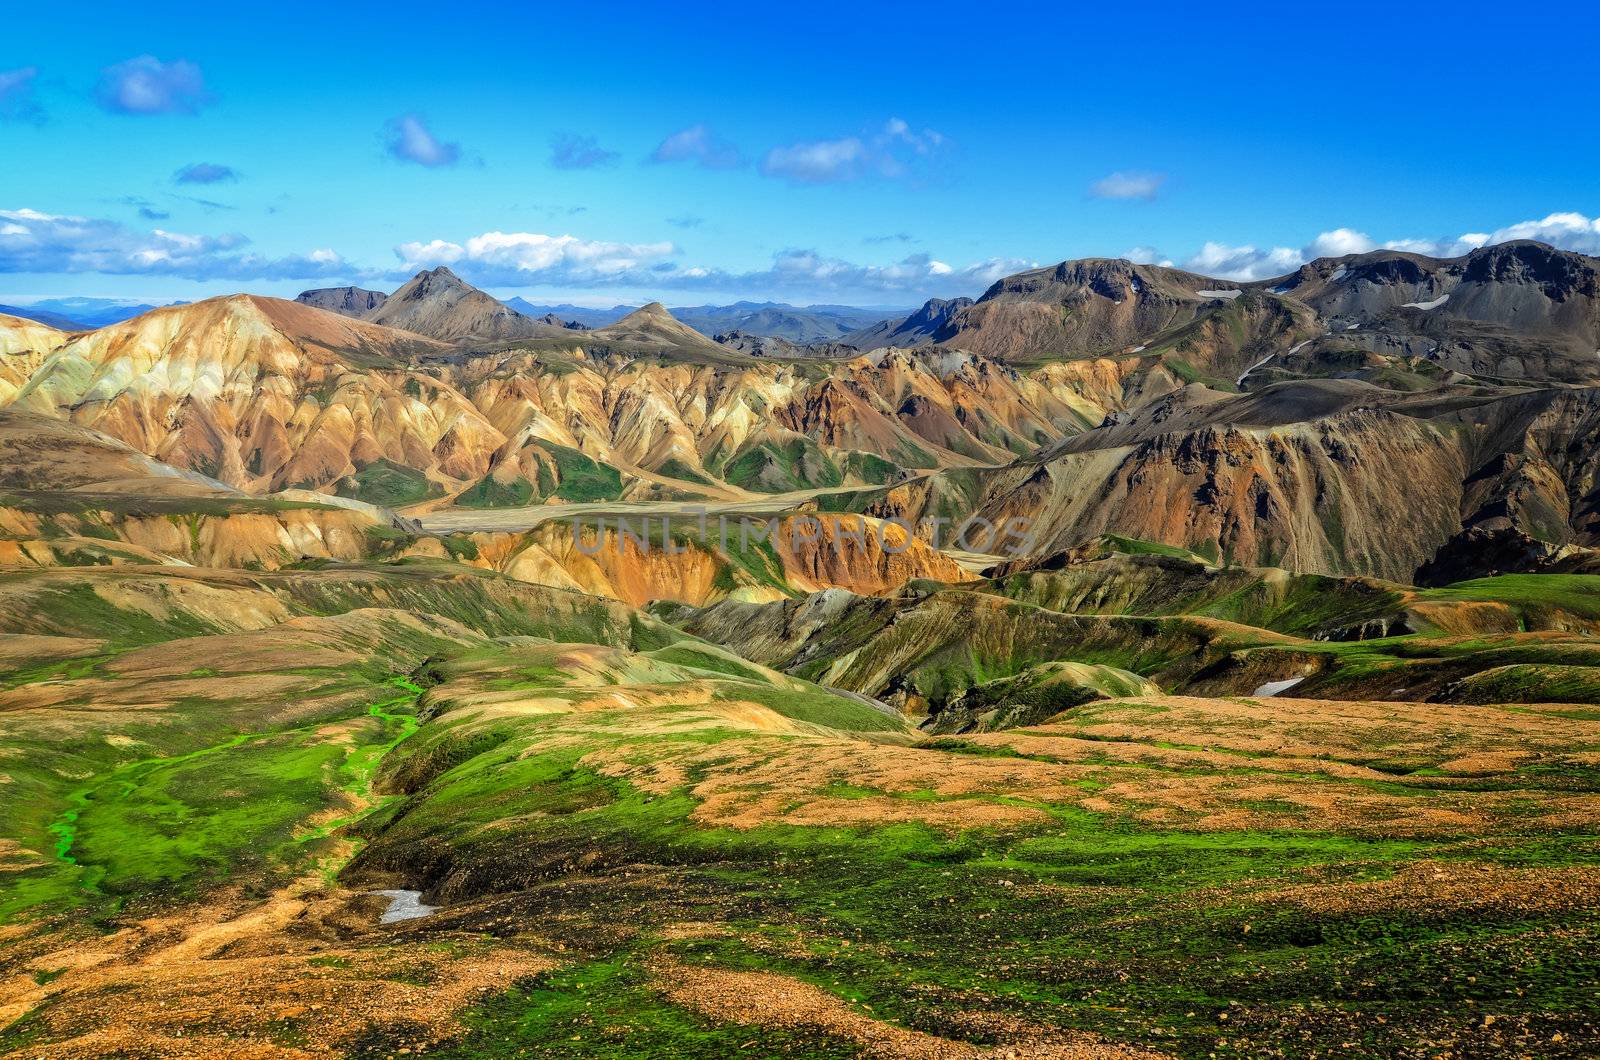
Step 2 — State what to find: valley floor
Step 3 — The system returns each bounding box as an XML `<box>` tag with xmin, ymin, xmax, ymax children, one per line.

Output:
<box><xmin>0</xmin><ymin>560</ymin><xmax>1597</xmax><ymax>1058</ymax></box>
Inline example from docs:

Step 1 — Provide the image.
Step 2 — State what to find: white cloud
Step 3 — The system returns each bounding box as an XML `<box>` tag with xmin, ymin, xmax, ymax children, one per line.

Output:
<box><xmin>1305</xmin><ymin>228</ymin><xmax>1376</xmax><ymax>257</ymax></box>
<box><xmin>881</xmin><ymin>117</ymin><xmax>944</xmax><ymax>156</ymax></box>
<box><xmin>761</xmin><ymin>136</ymin><xmax>870</xmax><ymax>184</ymax></box>
<box><xmin>760</xmin><ymin>119</ymin><xmax>947</xmax><ymax>185</ymax></box>
<box><xmin>1387</xmin><ymin>213</ymin><xmax>1600</xmax><ymax>258</ymax></box>
<box><xmin>1183</xmin><ymin>241</ymin><xmax>1304</xmax><ymax>280</ymax></box>
<box><xmin>384</xmin><ymin>114</ymin><xmax>460</xmax><ymax>168</ymax></box>
<box><xmin>1381</xmin><ymin>236</ymin><xmax>1487</xmax><ymax>257</ymax></box>
<box><xmin>759</xmin><ymin>250</ymin><xmax>1028</xmax><ymax>295</ymax></box>
<box><xmin>0</xmin><ymin>206</ymin><xmax>354</xmax><ymax>281</ymax></box>
<box><xmin>1123</xmin><ymin>245</ymin><xmax>1173</xmax><ymax>266</ymax></box>
<box><xmin>395</xmin><ymin>232</ymin><xmax>677</xmax><ymax>285</ymax></box>
<box><xmin>649</xmin><ymin>125</ymin><xmax>744</xmax><ymax>169</ymax></box>
<box><xmin>1089</xmin><ymin>171</ymin><xmax>1166</xmax><ymax>201</ymax></box>
<box><xmin>390</xmin><ymin>226</ymin><xmax>1025</xmax><ymax>299</ymax></box>
<box><xmin>96</xmin><ymin>56</ymin><xmax>209</xmax><ymax>115</ymax></box>
<box><xmin>1178</xmin><ymin>212</ymin><xmax>1600</xmax><ymax>281</ymax></box>
<box><xmin>728</xmin><ymin>250</ymin><xmax>1026</xmax><ymax>296</ymax></box>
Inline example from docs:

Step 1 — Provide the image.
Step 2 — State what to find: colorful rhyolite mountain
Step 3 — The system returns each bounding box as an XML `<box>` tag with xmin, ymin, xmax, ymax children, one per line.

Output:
<box><xmin>6</xmin><ymin>239</ymin><xmax>1599</xmax><ymax>584</ymax></box>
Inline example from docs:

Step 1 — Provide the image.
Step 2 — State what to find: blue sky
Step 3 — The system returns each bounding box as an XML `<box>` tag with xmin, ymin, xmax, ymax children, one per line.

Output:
<box><xmin>3</xmin><ymin>0</ymin><xmax>1599</xmax><ymax>308</ymax></box>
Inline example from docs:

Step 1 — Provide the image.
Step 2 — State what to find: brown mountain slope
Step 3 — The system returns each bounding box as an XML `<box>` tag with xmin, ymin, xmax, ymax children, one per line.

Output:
<box><xmin>579</xmin><ymin>302</ymin><xmax>757</xmax><ymax>364</ymax></box>
<box><xmin>926</xmin><ymin>258</ymin><xmax>1244</xmax><ymax>363</ymax></box>
<box><xmin>0</xmin><ymin>408</ymin><xmax>235</xmax><ymax>496</ymax></box>
<box><xmin>917</xmin><ymin>242</ymin><xmax>1600</xmax><ymax>387</ymax></box>
<box><xmin>0</xmin><ymin>312</ymin><xmax>66</xmax><ymax>403</ymax></box>
<box><xmin>0</xmin><ymin>297</ymin><xmax>1118</xmax><ymax>505</ymax></box>
<box><xmin>4</xmin><ymin>295</ymin><xmax>507</xmax><ymax>493</ymax></box>
<box><xmin>871</xmin><ymin>380</ymin><xmax>1600</xmax><ymax>581</ymax></box>
<box><xmin>1248</xmin><ymin>241</ymin><xmax>1600</xmax><ymax>385</ymax></box>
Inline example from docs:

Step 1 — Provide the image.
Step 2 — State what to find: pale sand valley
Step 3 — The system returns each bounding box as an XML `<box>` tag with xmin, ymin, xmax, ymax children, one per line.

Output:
<box><xmin>2</xmin><ymin>243</ymin><xmax>1600</xmax><ymax>1057</ymax></box>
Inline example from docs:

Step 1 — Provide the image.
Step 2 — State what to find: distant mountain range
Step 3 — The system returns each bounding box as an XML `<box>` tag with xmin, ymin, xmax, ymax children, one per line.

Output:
<box><xmin>842</xmin><ymin>296</ymin><xmax>973</xmax><ymax>348</ymax></box>
<box><xmin>501</xmin><ymin>298</ymin><xmax>631</xmax><ymax>329</ymax></box>
<box><xmin>0</xmin><ymin>297</ymin><xmax>184</xmax><ymax>330</ymax></box>
<box><xmin>293</xmin><ymin>278</ymin><xmax>906</xmax><ymax>346</ymax></box>
<box><xmin>503</xmin><ymin>297</ymin><xmax>902</xmax><ymax>343</ymax></box>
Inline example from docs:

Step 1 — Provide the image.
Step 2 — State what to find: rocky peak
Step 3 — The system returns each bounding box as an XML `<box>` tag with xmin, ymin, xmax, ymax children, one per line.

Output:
<box><xmin>398</xmin><ymin>266</ymin><xmax>469</xmax><ymax>300</ymax></box>
<box><xmin>1462</xmin><ymin>240</ymin><xmax>1597</xmax><ymax>295</ymax></box>
<box><xmin>294</xmin><ymin>286</ymin><xmax>388</xmax><ymax>318</ymax></box>
<box><xmin>903</xmin><ymin>296</ymin><xmax>973</xmax><ymax>331</ymax></box>
<box><xmin>623</xmin><ymin>301</ymin><xmax>673</xmax><ymax>324</ymax></box>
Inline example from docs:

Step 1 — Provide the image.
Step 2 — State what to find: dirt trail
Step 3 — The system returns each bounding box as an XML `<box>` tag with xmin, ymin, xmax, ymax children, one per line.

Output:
<box><xmin>414</xmin><ymin>475</ymin><xmax>933</xmax><ymax>534</ymax></box>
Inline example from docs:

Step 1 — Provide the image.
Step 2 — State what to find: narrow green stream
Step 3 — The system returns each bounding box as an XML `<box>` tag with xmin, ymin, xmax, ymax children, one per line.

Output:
<box><xmin>29</xmin><ymin>675</ymin><xmax>425</xmax><ymax>913</ymax></box>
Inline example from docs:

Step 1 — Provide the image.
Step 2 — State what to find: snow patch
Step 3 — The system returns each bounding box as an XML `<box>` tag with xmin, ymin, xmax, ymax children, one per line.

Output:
<box><xmin>1402</xmin><ymin>294</ymin><xmax>1450</xmax><ymax>311</ymax></box>
<box><xmin>1196</xmin><ymin>289</ymin><xmax>1243</xmax><ymax>300</ymax></box>
<box><xmin>1236</xmin><ymin>351</ymin><xmax>1276</xmax><ymax>387</ymax></box>
<box><xmin>1329</xmin><ymin>267</ymin><xmax>1347</xmax><ymax>282</ymax></box>
<box><xmin>374</xmin><ymin>889</ymin><xmax>437</xmax><ymax>924</ymax></box>
<box><xmin>1252</xmin><ymin>677</ymin><xmax>1305</xmax><ymax>697</ymax></box>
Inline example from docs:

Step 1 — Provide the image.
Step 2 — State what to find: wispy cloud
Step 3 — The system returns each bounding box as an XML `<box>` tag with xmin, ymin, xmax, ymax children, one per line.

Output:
<box><xmin>1383</xmin><ymin>212</ymin><xmax>1600</xmax><ymax>258</ymax></box>
<box><xmin>761</xmin><ymin>136</ymin><xmax>869</xmax><ymax>185</ymax></box>
<box><xmin>649</xmin><ymin>125</ymin><xmax>743</xmax><ymax>169</ymax></box>
<box><xmin>667</xmin><ymin>214</ymin><xmax>704</xmax><ymax>229</ymax></box>
<box><xmin>384</xmin><ymin>114</ymin><xmax>460</xmax><ymax>167</ymax></box>
<box><xmin>1089</xmin><ymin>171</ymin><xmax>1166</xmax><ymax>201</ymax></box>
<box><xmin>0</xmin><ymin>206</ymin><xmax>354</xmax><ymax>281</ymax></box>
<box><xmin>1123</xmin><ymin>245</ymin><xmax>1170</xmax><ymax>266</ymax></box>
<box><xmin>1182</xmin><ymin>241</ymin><xmax>1304</xmax><ymax>280</ymax></box>
<box><xmin>0</xmin><ymin>67</ymin><xmax>44</xmax><ymax>124</ymax></box>
<box><xmin>174</xmin><ymin>162</ymin><xmax>238</xmax><ymax>185</ymax></box>
<box><xmin>173</xmin><ymin>194</ymin><xmax>236</xmax><ymax>212</ymax></box>
<box><xmin>115</xmin><ymin>196</ymin><xmax>172</xmax><ymax>221</ymax></box>
<box><xmin>864</xmin><ymin>233</ymin><xmax>915</xmax><ymax>245</ymax></box>
<box><xmin>753</xmin><ymin>249</ymin><xmax>1023</xmax><ymax>296</ymax></box>
<box><xmin>95</xmin><ymin>56</ymin><xmax>209</xmax><ymax>115</ymax></box>
<box><xmin>395</xmin><ymin>232</ymin><xmax>676</xmax><ymax>284</ymax></box>
<box><xmin>760</xmin><ymin>118</ymin><xmax>946</xmax><ymax>185</ymax></box>
<box><xmin>549</xmin><ymin>133</ymin><xmax>620</xmax><ymax>170</ymax></box>
<box><xmin>390</xmin><ymin>224</ymin><xmax>1024</xmax><ymax>298</ymax></box>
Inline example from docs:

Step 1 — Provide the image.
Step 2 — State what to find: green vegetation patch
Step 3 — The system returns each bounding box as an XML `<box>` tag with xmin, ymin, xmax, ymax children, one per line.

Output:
<box><xmin>335</xmin><ymin>458</ymin><xmax>444</xmax><ymax>508</ymax></box>
<box><xmin>427</xmin><ymin>952</ymin><xmax>860</xmax><ymax>1059</ymax></box>
<box><xmin>456</xmin><ymin>474</ymin><xmax>535</xmax><ymax>509</ymax></box>
<box><xmin>723</xmin><ymin>437</ymin><xmax>842</xmax><ymax>493</ymax></box>
<box><xmin>354</xmin><ymin>706</ymin><xmax>1600</xmax><ymax>1058</ymax></box>
<box><xmin>3</xmin><ymin>679</ymin><xmax>423</xmax><ymax>921</ymax></box>
<box><xmin>544</xmin><ymin>444</ymin><xmax>625</xmax><ymax>503</ymax></box>
<box><xmin>1421</xmin><ymin>574</ymin><xmax>1600</xmax><ymax>623</ymax></box>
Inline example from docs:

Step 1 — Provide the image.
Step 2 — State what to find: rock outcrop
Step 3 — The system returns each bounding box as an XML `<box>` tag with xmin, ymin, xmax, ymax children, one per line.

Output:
<box><xmin>294</xmin><ymin>285</ymin><xmax>389</xmax><ymax>318</ymax></box>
